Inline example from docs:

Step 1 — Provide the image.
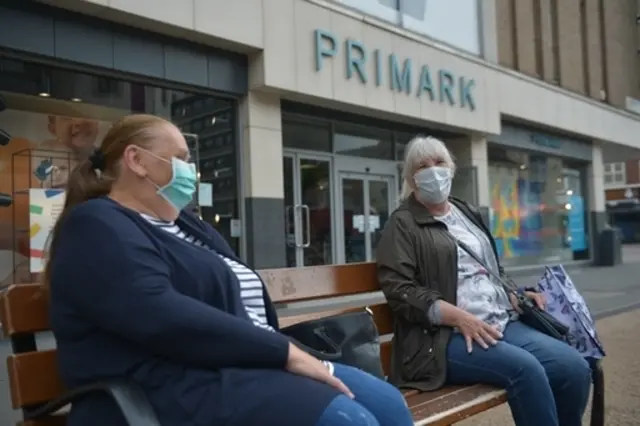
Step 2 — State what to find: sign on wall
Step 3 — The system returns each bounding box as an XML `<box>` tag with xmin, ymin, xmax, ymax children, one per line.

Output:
<box><xmin>490</xmin><ymin>126</ymin><xmax>592</xmax><ymax>161</ymax></box>
<box><xmin>314</xmin><ymin>29</ymin><xmax>477</xmax><ymax>111</ymax></box>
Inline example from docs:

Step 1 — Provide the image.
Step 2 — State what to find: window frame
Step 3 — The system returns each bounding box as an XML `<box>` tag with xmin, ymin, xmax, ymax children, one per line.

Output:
<box><xmin>603</xmin><ymin>162</ymin><xmax>626</xmax><ymax>187</ymax></box>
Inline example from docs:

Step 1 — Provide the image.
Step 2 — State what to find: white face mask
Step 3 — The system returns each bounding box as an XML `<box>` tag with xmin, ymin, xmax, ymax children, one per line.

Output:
<box><xmin>414</xmin><ymin>166</ymin><xmax>453</xmax><ymax>204</ymax></box>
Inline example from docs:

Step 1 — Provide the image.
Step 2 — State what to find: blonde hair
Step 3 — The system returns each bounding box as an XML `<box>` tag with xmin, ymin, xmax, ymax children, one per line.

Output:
<box><xmin>399</xmin><ymin>136</ymin><xmax>456</xmax><ymax>201</ymax></box>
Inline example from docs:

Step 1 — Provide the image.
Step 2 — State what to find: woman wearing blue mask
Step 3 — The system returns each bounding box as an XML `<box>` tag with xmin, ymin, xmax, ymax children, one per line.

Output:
<box><xmin>375</xmin><ymin>136</ymin><xmax>591</xmax><ymax>426</ymax></box>
<box><xmin>43</xmin><ymin>114</ymin><xmax>413</xmax><ymax>426</ymax></box>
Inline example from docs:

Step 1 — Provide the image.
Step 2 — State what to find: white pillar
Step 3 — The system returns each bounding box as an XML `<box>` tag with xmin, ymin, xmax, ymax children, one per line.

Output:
<box><xmin>448</xmin><ymin>134</ymin><xmax>490</xmax><ymax>210</ymax></box>
<box><xmin>238</xmin><ymin>89</ymin><xmax>285</xmax><ymax>268</ymax></box>
<box><xmin>588</xmin><ymin>142</ymin><xmax>606</xmax><ymax>214</ymax></box>
<box><xmin>588</xmin><ymin>141</ymin><xmax>607</xmax><ymax>264</ymax></box>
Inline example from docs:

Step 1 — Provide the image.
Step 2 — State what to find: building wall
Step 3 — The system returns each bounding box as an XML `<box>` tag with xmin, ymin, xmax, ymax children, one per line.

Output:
<box><xmin>37</xmin><ymin>0</ymin><xmax>265</xmax><ymax>51</ymax></box>
<box><xmin>602</xmin><ymin>0</ymin><xmax>640</xmax><ymax>108</ymax></box>
<box><xmin>255</xmin><ymin>1</ymin><xmax>501</xmax><ymax>136</ymax></box>
<box><xmin>603</xmin><ymin>159</ymin><xmax>640</xmax><ymax>202</ymax></box>
<box><xmin>496</xmin><ymin>0</ymin><xmax>639</xmax><ymax>107</ymax></box>
<box><xmin>626</xmin><ymin>159</ymin><xmax>640</xmax><ymax>184</ymax></box>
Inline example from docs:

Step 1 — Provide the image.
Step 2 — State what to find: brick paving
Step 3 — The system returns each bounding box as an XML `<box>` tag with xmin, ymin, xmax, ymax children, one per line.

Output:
<box><xmin>459</xmin><ymin>308</ymin><xmax>640</xmax><ymax>426</ymax></box>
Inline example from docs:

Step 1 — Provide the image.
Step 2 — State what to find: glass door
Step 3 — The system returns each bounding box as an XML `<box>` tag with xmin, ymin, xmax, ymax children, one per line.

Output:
<box><xmin>337</xmin><ymin>172</ymin><xmax>394</xmax><ymax>263</ymax></box>
<box><xmin>283</xmin><ymin>153</ymin><xmax>333</xmax><ymax>267</ymax></box>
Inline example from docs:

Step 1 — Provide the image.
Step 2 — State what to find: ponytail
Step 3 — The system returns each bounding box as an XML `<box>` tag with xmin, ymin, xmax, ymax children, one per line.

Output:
<box><xmin>39</xmin><ymin>113</ymin><xmax>174</xmax><ymax>293</ymax></box>
<box><xmin>41</xmin><ymin>158</ymin><xmax>113</xmax><ymax>291</ymax></box>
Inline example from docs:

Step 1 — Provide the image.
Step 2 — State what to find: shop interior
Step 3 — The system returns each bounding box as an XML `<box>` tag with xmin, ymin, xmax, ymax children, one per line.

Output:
<box><xmin>0</xmin><ymin>56</ymin><xmax>239</xmax><ymax>286</ymax></box>
<box><xmin>488</xmin><ymin>146</ymin><xmax>590</xmax><ymax>267</ymax></box>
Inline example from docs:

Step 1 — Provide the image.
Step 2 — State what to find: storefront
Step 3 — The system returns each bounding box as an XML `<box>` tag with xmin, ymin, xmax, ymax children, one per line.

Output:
<box><xmin>280</xmin><ymin>102</ymin><xmax>473</xmax><ymax>268</ymax></box>
<box><xmin>487</xmin><ymin>125</ymin><xmax>593</xmax><ymax>267</ymax></box>
<box><xmin>0</xmin><ymin>0</ymin><xmax>248</xmax><ymax>285</ymax></box>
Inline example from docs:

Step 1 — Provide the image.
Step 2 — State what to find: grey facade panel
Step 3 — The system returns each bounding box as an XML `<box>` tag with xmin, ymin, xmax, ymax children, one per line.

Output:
<box><xmin>208</xmin><ymin>56</ymin><xmax>240</xmax><ymax>94</ymax></box>
<box><xmin>0</xmin><ymin>1</ymin><xmax>247</xmax><ymax>95</ymax></box>
<box><xmin>165</xmin><ymin>45</ymin><xmax>209</xmax><ymax>87</ymax></box>
<box><xmin>489</xmin><ymin>124</ymin><xmax>593</xmax><ymax>161</ymax></box>
<box><xmin>113</xmin><ymin>33</ymin><xmax>165</xmax><ymax>78</ymax></box>
<box><xmin>244</xmin><ymin>197</ymin><xmax>287</xmax><ymax>269</ymax></box>
<box><xmin>0</xmin><ymin>7</ymin><xmax>55</xmax><ymax>56</ymax></box>
<box><xmin>55</xmin><ymin>19</ymin><xmax>114</xmax><ymax>68</ymax></box>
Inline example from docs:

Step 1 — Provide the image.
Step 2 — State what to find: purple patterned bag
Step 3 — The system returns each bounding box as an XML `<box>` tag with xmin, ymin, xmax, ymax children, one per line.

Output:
<box><xmin>536</xmin><ymin>265</ymin><xmax>605</xmax><ymax>359</ymax></box>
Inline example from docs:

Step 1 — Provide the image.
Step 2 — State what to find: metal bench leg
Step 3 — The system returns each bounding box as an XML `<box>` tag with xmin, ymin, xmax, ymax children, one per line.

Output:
<box><xmin>590</xmin><ymin>360</ymin><xmax>605</xmax><ymax>426</ymax></box>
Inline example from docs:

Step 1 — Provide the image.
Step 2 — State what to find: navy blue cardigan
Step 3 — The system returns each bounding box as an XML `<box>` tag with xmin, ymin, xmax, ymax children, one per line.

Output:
<box><xmin>49</xmin><ymin>197</ymin><xmax>338</xmax><ymax>426</ymax></box>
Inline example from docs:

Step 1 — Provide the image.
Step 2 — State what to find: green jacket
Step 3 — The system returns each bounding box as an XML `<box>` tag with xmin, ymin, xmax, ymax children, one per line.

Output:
<box><xmin>376</xmin><ymin>194</ymin><xmax>502</xmax><ymax>391</ymax></box>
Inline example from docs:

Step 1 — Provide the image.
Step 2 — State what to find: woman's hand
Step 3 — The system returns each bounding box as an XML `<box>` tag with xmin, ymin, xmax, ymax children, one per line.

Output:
<box><xmin>440</xmin><ymin>302</ymin><xmax>503</xmax><ymax>353</ymax></box>
<box><xmin>509</xmin><ymin>291</ymin><xmax>546</xmax><ymax>313</ymax></box>
<box><xmin>285</xmin><ymin>343</ymin><xmax>354</xmax><ymax>398</ymax></box>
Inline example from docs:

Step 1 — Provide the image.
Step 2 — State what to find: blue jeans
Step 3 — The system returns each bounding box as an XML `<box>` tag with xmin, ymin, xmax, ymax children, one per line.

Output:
<box><xmin>447</xmin><ymin>320</ymin><xmax>591</xmax><ymax>426</ymax></box>
<box><xmin>315</xmin><ymin>363</ymin><xmax>413</xmax><ymax>426</ymax></box>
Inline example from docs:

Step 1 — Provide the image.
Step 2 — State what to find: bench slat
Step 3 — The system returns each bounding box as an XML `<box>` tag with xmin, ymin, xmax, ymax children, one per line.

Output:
<box><xmin>278</xmin><ymin>303</ymin><xmax>394</xmax><ymax>335</ymax></box>
<box><xmin>7</xmin><ymin>350</ymin><xmax>64</xmax><ymax>409</ymax></box>
<box><xmin>1</xmin><ymin>284</ymin><xmax>48</xmax><ymax>335</ymax></box>
<box><xmin>259</xmin><ymin>263</ymin><xmax>378</xmax><ymax>303</ymax></box>
<box><xmin>20</xmin><ymin>415</ymin><xmax>67</xmax><ymax>426</ymax></box>
<box><xmin>409</xmin><ymin>385</ymin><xmax>507</xmax><ymax>426</ymax></box>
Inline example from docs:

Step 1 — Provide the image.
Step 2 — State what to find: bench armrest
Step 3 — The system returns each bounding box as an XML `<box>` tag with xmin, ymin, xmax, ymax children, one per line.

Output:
<box><xmin>25</xmin><ymin>380</ymin><xmax>160</xmax><ymax>426</ymax></box>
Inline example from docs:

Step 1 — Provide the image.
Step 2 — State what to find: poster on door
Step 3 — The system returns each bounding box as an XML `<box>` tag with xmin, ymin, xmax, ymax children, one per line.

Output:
<box><xmin>29</xmin><ymin>188</ymin><xmax>66</xmax><ymax>273</ymax></box>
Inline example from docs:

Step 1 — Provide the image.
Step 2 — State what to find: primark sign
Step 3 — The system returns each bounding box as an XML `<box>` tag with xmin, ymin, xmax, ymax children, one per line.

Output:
<box><xmin>313</xmin><ymin>29</ymin><xmax>477</xmax><ymax>111</ymax></box>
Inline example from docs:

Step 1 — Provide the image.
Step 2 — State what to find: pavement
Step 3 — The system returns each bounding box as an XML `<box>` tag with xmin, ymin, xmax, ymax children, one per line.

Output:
<box><xmin>459</xmin><ymin>308</ymin><xmax>640</xmax><ymax>426</ymax></box>
<box><xmin>508</xmin><ymin>245</ymin><xmax>640</xmax><ymax>320</ymax></box>
<box><xmin>1</xmin><ymin>245</ymin><xmax>640</xmax><ymax>424</ymax></box>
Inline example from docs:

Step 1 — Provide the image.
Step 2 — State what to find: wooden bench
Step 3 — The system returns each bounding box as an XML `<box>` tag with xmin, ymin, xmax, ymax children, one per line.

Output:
<box><xmin>0</xmin><ymin>263</ymin><xmax>509</xmax><ymax>425</ymax></box>
<box><xmin>0</xmin><ymin>267</ymin><xmax>506</xmax><ymax>426</ymax></box>
<box><xmin>0</xmin><ymin>284</ymin><xmax>161</xmax><ymax>426</ymax></box>
<box><xmin>261</xmin><ymin>262</ymin><xmax>508</xmax><ymax>425</ymax></box>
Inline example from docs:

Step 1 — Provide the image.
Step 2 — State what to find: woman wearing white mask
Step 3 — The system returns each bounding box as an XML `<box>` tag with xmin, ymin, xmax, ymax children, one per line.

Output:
<box><xmin>376</xmin><ymin>136</ymin><xmax>591</xmax><ymax>426</ymax></box>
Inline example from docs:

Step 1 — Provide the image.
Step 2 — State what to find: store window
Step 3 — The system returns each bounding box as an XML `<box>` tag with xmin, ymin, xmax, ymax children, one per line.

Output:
<box><xmin>488</xmin><ymin>147</ymin><xmax>589</xmax><ymax>267</ymax></box>
<box><xmin>335</xmin><ymin>0</ymin><xmax>482</xmax><ymax>55</ymax></box>
<box><xmin>282</xmin><ymin>119</ymin><xmax>331</xmax><ymax>152</ymax></box>
<box><xmin>603</xmin><ymin>162</ymin><xmax>626</xmax><ymax>186</ymax></box>
<box><xmin>333</xmin><ymin>123</ymin><xmax>393</xmax><ymax>160</ymax></box>
<box><xmin>0</xmin><ymin>57</ymin><xmax>239</xmax><ymax>286</ymax></box>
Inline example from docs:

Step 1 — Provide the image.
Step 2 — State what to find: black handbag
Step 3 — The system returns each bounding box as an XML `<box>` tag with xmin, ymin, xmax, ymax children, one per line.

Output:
<box><xmin>456</xmin><ymin>240</ymin><xmax>571</xmax><ymax>341</ymax></box>
<box><xmin>280</xmin><ymin>309</ymin><xmax>385</xmax><ymax>379</ymax></box>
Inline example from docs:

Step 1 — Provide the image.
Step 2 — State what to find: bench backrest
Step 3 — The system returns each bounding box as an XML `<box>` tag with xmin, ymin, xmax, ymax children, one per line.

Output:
<box><xmin>0</xmin><ymin>261</ymin><xmax>391</xmax><ymax>417</ymax></box>
<box><xmin>258</xmin><ymin>262</ymin><xmax>394</xmax><ymax>374</ymax></box>
<box><xmin>0</xmin><ymin>284</ymin><xmax>59</xmax><ymax>417</ymax></box>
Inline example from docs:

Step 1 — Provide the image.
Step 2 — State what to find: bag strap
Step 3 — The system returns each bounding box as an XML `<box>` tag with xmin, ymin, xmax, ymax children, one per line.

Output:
<box><xmin>455</xmin><ymin>239</ymin><xmax>519</xmax><ymax>295</ymax></box>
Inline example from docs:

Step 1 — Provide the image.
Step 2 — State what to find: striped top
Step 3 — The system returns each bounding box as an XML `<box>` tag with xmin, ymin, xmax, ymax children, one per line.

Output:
<box><xmin>141</xmin><ymin>213</ymin><xmax>335</xmax><ymax>375</ymax></box>
<box><xmin>140</xmin><ymin>214</ymin><xmax>274</xmax><ymax>331</ymax></box>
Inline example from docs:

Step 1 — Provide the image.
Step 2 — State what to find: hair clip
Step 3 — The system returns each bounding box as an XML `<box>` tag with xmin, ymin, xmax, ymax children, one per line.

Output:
<box><xmin>88</xmin><ymin>148</ymin><xmax>106</xmax><ymax>173</ymax></box>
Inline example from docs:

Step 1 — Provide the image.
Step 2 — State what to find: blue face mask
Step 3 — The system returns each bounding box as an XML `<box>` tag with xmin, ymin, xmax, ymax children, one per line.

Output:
<box><xmin>144</xmin><ymin>150</ymin><xmax>197</xmax><ymax>212</ymax></box>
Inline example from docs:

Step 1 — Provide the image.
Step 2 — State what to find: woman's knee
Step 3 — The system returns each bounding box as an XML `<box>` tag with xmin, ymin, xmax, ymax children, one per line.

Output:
<box><xmin>513</xmin><ymin>350</ymin><xmax>548</xmax><ymax>383</ymax></box>
<box><xmin>550</xmin><ymin>351</ymin><xmax>591</xmax><ymax>391</ymax></box>
<box><xmin>332</xmin><ymin>364</ymin><xmax>410</xmax><ymax>424</ymax></box>
<box><xmin>315</xmin><ymin>395</ymin><xmax>380</xmax><ymax>426</ymax></box>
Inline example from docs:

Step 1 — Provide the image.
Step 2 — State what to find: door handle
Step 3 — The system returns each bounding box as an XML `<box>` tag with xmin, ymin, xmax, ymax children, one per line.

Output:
<box><xmin>300</xmin><ymin>204</ymin><xmax>311</xmax><ymax>248</ymax></box>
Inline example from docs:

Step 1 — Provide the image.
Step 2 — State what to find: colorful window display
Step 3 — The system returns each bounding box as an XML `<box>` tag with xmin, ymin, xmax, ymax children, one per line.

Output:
<box><xmin>488</xmin><ymin>148</ymin><xmax>589</xmax><ymax>266</ymax></box>
<box><xmin>0</xmin><ymin>57</ymin><xmax>239</xmax><ymax>286</ymax></box>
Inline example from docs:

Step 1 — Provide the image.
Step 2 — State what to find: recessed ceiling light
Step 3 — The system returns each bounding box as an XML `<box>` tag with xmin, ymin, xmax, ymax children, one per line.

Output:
<box><xmin>38</xmin><ymin>92</ymin><xmax>50</xmax><ymax>97</ymax></box>
<box><xmin>71</xmin><ymin>98</ymin><xmax>82</xmax><ymax>102</ymax></box>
